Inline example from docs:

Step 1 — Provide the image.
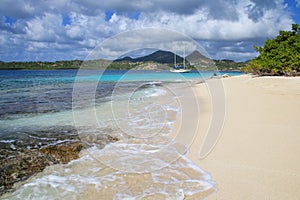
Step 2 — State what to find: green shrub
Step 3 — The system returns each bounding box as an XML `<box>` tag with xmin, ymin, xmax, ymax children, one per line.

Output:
<box><xmin>243</xmin><ymin>24</ymin><xmax>300</xmax><ymax>76</ymax></box>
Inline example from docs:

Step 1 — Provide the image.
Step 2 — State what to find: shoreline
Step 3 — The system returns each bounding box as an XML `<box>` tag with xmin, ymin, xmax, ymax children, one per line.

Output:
<box><xmin>173</xmin><ymin>74</ymin><xmax>300</xmax><ymax>199</ymax></box>
<box><xmin>0</xmin><ymin>77</ymin><xmax>218</xmax><ymax>199</ymax></box>
<box><xmin>2</xmin><ymin>73</ymin><xmax>299</xmax><ymax>198</ymax></box>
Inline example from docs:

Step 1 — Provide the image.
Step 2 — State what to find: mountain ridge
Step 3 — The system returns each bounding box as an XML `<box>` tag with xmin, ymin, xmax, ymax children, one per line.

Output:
<box><xmin>116</xmin><ymin>50</ymin><xmax>185</xmax><ymax>64</ymax></box>
<box><xmin>0</xmin><ymin>50</ymin><xmax>246</xmax><ymax>71</ymax></box>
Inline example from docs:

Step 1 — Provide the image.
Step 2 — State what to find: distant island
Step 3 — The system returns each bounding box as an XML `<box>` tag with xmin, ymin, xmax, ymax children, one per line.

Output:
<box><xmin>0</xmin><ymin>50</ymin><xmax>247</xmax><ymax>71</ymax></box>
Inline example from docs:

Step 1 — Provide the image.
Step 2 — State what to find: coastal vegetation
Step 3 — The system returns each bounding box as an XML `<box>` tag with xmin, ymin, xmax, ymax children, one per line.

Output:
<box><xmin>0</xmin><ymin>50</ymin><xmax>245</xmax><ymax>71</ymax></box>
<box><xmin>242</xmin><ymin>24</ymin><xmax>300</xmax><ymax>76</ymax></box>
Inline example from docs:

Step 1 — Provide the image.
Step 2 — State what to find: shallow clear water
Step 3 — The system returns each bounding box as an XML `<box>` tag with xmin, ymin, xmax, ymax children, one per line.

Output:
<box><xmin>0</xmin><ymin>70</ymin><xmax>243</xmax><ymax>199</ymax></box>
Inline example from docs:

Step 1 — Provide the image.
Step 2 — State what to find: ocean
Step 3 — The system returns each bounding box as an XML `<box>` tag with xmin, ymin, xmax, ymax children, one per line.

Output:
<box><xmin>0</xmin><ymin>70</ymin><xmax>243</xmax><ymax>199</ymax></box>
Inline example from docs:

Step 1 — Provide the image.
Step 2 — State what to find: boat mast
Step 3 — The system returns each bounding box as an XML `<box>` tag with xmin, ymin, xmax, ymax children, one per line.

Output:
<box><xmin>174</xmin><ymin>52</ymin><xmax>176</xmax><ymax>67</ymax></box>
<box><xmin>183</xmin><ymin>47</ymin><xmax>185</xmax><ymax>68</ymax></box>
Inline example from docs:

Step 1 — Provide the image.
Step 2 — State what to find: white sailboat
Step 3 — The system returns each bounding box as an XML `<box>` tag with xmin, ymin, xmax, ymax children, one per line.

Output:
<box><xmin>170</xmin><ymin>49</ymin><xmax>191</xmax><ymax>73</ymax></box>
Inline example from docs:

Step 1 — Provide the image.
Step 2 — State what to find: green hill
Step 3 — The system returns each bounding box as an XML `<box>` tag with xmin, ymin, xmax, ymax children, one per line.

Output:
<box><xmin>0</xmin><ymin>50</ymin><xmax>245</xmax><ymax>71</ymax></box>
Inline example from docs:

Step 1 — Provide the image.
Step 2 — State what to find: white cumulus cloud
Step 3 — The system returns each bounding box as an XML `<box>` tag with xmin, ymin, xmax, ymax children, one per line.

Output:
<box><xmin>0</xmin><ymin>0</ymin><xmax>297</xmax><ymax>61</ymax></box>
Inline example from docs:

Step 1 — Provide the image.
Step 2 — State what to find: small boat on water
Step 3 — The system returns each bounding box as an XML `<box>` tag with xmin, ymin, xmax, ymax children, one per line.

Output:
<box><xmin>170</xmin><ymin>49</ymin><xmax>191</xmax><ymax>73</ymax></box>
<box><xmin>170</xmin><ymin>66</ymin><xmax>191</xmax><ymax>73</ymax></box>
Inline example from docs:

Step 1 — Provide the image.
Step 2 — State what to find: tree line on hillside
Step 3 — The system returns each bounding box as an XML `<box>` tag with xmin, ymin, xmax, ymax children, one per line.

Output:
<box><xmin>0</xmin><ymin>55</ymin><xmax>245</xmax><ymax>71</ymax></box>
<box><xmin>0</xmin><ymin>60</ymin><xmax>83</xmax><ymax>70</ymax></box>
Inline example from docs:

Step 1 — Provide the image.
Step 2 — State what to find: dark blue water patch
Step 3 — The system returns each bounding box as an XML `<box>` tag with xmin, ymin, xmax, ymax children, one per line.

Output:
<box><xmin>0</xmin><ymin>82</ymin><xmax>117</xmax><ymax>118</ymax></box>
<box><xmin>0</xmin><ymin>70</ymin><xmax>114</xmax><ymax>118</ymax></box>
<box><xmin>0</xmin><ymin>70</ymin><xmax>77</xmax><ymax>80</ymax></box>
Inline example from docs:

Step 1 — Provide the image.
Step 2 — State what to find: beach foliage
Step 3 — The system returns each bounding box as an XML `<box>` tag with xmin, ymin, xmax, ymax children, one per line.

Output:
<box><xmin>242</xmin><ymin>24</ymin><xmax>300</xmax><ymax>76</ymax></box>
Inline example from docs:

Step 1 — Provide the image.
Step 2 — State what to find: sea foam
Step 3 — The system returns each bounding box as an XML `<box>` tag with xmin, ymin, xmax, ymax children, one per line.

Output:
<box><xmin>1</xmin><ymin>79</ymin><xmax>216</xmax><ymax>199</ymax></box>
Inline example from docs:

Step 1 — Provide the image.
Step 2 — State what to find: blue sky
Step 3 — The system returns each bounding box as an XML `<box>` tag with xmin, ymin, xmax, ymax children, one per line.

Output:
<box><xmin>0</xmin><ymin>0</ymin><xmax>299</xmax><ymax>62</ymax></box>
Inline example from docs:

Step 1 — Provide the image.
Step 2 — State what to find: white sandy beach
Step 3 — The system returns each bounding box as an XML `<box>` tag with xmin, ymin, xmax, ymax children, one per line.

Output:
<box><xmin>174</xmin><ymin>75</ymin><xmax>300</xmax><ymax>199</ymax></box>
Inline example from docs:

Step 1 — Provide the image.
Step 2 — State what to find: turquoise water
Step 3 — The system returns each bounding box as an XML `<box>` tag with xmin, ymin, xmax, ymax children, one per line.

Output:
<box><xmin>0</xmin><ymin>69</ymin><xmax>243</xmax><ymax>199</ymax></box>
<box><xmin>0</xmin><ymin>70</ymin><xmax>243</xmax><ymax>118</ymax></box>
<box><xmin>95</xmin><ymin>70</ymin><xmax>243</xmax><ymax>82</ymax></box>
<box><xmin>0</xmin><ymin>69</ymin><xmax>242</xmax><ymax>83</ymax></box>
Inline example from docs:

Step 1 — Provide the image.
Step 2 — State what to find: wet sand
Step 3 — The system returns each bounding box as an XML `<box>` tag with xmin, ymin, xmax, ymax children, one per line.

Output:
<box><xmin>174</xmin><ymin>75</ymin><xmax>300</xmax><ymax>199</ymax></box>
